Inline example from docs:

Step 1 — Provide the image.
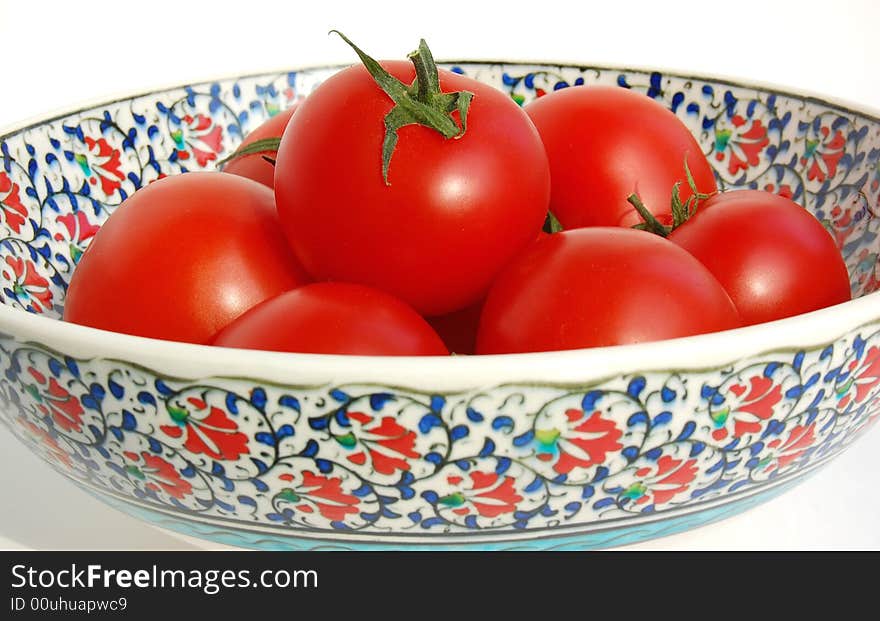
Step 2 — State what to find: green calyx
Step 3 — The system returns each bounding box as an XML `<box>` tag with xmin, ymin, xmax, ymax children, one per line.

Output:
<box><xmin>330</xmin><ymin>30</ymin><xmax>474</xmax><ymax>185</ymax></box>
<box><xmin>628</xmin><ymin>157</ymin><xmax>714</xmax><ymax>237</ymax></box>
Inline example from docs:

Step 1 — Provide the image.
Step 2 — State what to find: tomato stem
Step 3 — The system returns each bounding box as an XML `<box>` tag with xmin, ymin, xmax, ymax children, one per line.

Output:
<box><xmin>629</xmin><ymin>156</ymin><xmax>716</xmax><ymax>236</ymax></box>
<box><xmin>543</xmin><ymin>210</ymin><xmax>564</xmax><ymax>234</ymax></box>
<box><xmin>330</xmin><ymin>30</ymin><xmax>474</xmax><ymax>185</ymax></box>
<box><xmin>217</xmin><ymin>137</ymin><xmax>282</xmax><ymax>168</ymax></box>
<box><xmin>627</xmin><ymin>193</ymin><xmax>671</xmax><ymax>237</ymax></box>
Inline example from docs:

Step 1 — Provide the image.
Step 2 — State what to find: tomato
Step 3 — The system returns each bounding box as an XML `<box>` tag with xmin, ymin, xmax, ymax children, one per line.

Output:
<box><xmin>476</xmin><ymin>228</ymin><xmax>741</xmax><ymax>354</ymax></box>
<box><xmin>274</xmin><ymin>36</ymin><xmax>550</xmax><ymax>316</ymax></box>
<box><xmin>427</xmin><ymin>231</ymin><xmax>550</xmax><ymax>354</ymax></box>
<box><xmin>64</xmin><ymin>172</ymin><xmax>310</xmax><ymax>344</ymax></box>
<box><xmin>668</xmin><ymin>190</ymin><xmax>852</xmax><ymax>325</ymax></box>
<box><xmin>524</xmin><ymin>85</ymin><xmax>717</xmax><ymax>229</ymax></box>
<box><xmin>213</xmin><ymin>282</ymin><xmax>448</xmax><ymax>356</ymax></box>
<box><xmin>222</xmin><ymin>103</ymin><xmax>298</xmax><ymax>187</ymax></box>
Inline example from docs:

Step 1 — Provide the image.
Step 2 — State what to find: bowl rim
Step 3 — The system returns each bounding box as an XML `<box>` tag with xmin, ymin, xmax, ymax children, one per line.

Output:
<box><xmin>2</xmin><ymin>290</ymin><xmax>878</xmax><ymax>389</ymax></box>
<box><xmin>2</xmin><ymin>59</ymin><xmax>879</xmax><ymax>388</ymax></box>
<box><xmin>2</xmin><ymin>58</ymin><xmax>880</xmax><ymax>138</ymax></box>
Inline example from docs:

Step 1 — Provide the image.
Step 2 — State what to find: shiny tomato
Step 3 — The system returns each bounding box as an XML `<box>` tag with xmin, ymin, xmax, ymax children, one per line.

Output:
<box><xmin>476</xmin><ymin>228</ymin><xmax>741</xmax><ymax>354</ymax></box>
<box><xmin>213</xmin><ymin>282</ymin><xmax>448</xmax><ymax>356</ymax></box>
<box><xmin>64</xmin><ymin>172</ymin><xmax>310</xmax><ymax>344</ymax></box>
<box><xmin>274</xmin><ymin>37</ymin><xmax>550</xmax><ymax>316</ymax></box>
<box><xmin>222</xmin><ymin>103</ymin><xmax>298</xmax><ymax>187</ymax></box>
<box><xmin>668</xmin><ymin>190</ymin><xmax>852</xmax><ymax>325</ymax></box>
<box><xmin>524</xmin><ymin>85</ymin><xmax>717</xmax><ymax>229</ymax></box>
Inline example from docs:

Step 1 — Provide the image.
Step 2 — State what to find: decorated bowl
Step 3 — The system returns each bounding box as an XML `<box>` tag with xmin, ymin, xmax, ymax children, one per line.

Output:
<box><xmin>1</xmin><ymin>62</ymin><xmax>879</xmax><ymax>551</ymax></box>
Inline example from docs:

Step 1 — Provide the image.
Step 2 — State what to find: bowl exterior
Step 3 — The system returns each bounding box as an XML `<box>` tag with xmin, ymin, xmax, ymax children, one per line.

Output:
<box><xmin>1</xmin><ymin>63</ymin><xmax>879</xmax><ymax>549</ymax></box>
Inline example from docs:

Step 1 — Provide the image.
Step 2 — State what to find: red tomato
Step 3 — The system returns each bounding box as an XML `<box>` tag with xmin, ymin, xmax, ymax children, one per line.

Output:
<box><xmin>427</xmin><ymin>231</ymin><xmax>550</xmax><ymax>354</ymax></box>
<box><xmin>668</xmin><ymin>190</ymin><xmax>852</xmax><ymax>325</ymax></box>
<box><xmin>222</xmin><ymin>104</ymin><xmax>298</xmax><ymax>187</ymax></box>
<box><xmin>213</xmin><ymin>282</ymin><xmax>448</xmax><ymax>356</ymax></box>
<box><xmin>274</xmin><ymin>50</ymin><xmax>550</xmax><ymax>316</ymax></box>
<box><xmin>64</xmin><ymin>172</ymin><xmax>310</xmax><ymax>344</ymax></box>
<box><xmin>476</xmin><ymin>228</ymin><xmax>741</xmax><ymax>354</ymax></box>
<box><xmin>524</xmin><ymin>85</ymin><xmax>717</xmax><ymax>229</ymax></box>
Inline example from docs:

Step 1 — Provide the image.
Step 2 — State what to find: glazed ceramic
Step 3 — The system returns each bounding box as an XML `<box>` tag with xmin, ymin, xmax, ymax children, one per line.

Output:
<box><xmin>1</xmin><ymin>62</ymin><xmax>879</xmax><ymax>550</ymax></box>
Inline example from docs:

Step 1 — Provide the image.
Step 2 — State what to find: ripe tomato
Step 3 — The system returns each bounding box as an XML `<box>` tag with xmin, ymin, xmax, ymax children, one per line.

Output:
<box><xmin>524</xmin><ymin>85</ymin><xmax>717</xmax><ymax>229</ymax></box>
<box><xmin>213</xmin><ymin>282</ymin><xmax>448</xmax><ymax>356</ymax></box>
<box><xmin>222</xmin><ymin>103</ymin><xmax>298</xmax><ymax>187</ymax></box>
<box><xmin>476</xmin><ymin>228</ymin><xmax>741</xmax><ymax>354</ymax></box>
<box><xmin>64</xmin><ymin>172</ymin><xmax>310</xmax><ymax>344</ymax></box>
<box><xmin>427</xmin><ymin>231</ymin><xmax>550</xmax><ymax>354</ymax></box>
<box><xmin>668</xmin><ymin>190</ymin><xmax>852</xmax><ymax>325</ymax></box>
<box><xmin>274</xmin><ymin>38</ymin><xmax>550</xmax><ymax>316</ymax></box>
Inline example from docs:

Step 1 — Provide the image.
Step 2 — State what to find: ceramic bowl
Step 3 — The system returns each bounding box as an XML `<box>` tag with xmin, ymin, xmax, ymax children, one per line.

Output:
<box><xmin>1</xmin><ymin>62</ymin><xmax>879</xmax><ymax>550</ymax></box>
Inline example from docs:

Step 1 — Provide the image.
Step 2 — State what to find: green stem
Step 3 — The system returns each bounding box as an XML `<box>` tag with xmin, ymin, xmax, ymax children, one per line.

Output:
<box><xmin>409</xmin><ymin>39</ymin><xmax>440</xmax><ymax>101</ymax></box>
<box><xmin>330</xmin><ymin>30</ymin><xmax>474</xmax><ymax>185</ymax></box>
<box><xmin>217</xmin><ymin>137</ymin><xmax>282</xmax><ymax>167</ymax></box>
<box><xmin>627</xmin><ymin>193</ymin><xmax>671</xmax><ymax>237</ymax></box>
<box><xmin>629</xmin><ymin>156</ymin><xmax>718</xmax><ymax>236</ymax></box>
<box><xmin>543</xmin><ymin>210</ymin><xmax>564</xmax><ymax>234</ymax></box>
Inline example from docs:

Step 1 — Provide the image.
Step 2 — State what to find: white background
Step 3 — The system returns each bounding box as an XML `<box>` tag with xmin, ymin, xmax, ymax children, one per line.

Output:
<box><xmin>0</xmin><ymin>0</ymin><xmax>879</xmax><ymax>550</ymax></box>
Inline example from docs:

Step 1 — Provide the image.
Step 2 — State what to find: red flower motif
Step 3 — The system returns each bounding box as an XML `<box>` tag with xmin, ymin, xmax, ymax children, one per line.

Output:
<box><xmin>827</xmin><ymin>200</ymin><xmax>861</xmax><ymax>249</ymax></box>
<box><xmin>535</xmin><ymin>408</ymin><xmax>623</xmax><ymax>476</ymax></box>
<box><xmin>2</xmin><ymin>255</ymin><xmax>53</xmax><ymax>313</ymax></box>
<box><xmin>466</xmin><ymin>471</ymin><xmax>523</xmax><ymax>518</ymax></box>
<box><xmin>714</xmin><ymin>115</ymin><xmax>770</xmax><ymax>175</ymax></box>
<box><xmin>173</xmin><ymin>114</ymin><xmax>224</xmax><ymax>167</ymax></box>
<box><xmin>838</xmin><ymin>346</ymin><xmax>880</xmax><ymax>410</ymax></box>
<box><xmin>851</xmin><ymin>249</ymin><xmax>880</xmax><ymax>294</ymax></box>
<box><xmin>713</xmin><ymin>375</ymin><xmax>783</xmax><ymax>440</ymax></box>
<box><xmin>762</xmin><ymin>182</ymin><xmax>795</xmax><ymax>200</ymax></box>
<box><xmin>54</xmin><ymin>211</ymin><xmax>101</xmax><ymax>264</ymax></box>
<box><xmin>75</xmin><ymin>137</ymin><xmax>125</xmax><ymax>195</ymax></box>
<box><xmin>277</xmin><ymin>471</ymin><xmax>361</xmax><ymax>522</ymax></box>
<box><xmin>0</xmin><ymin>171</ymin><xmax>28</xmax><ymax>234</ymax></box>
<box><xmin>17</xmin><ymin>417</ymin><xmax>73</xmax><ymax>469</ymax></box>
<box><xmin>24</xmin><ymin>367</ymin><xmax>85</xmax><ymax>433</ymax></box>
<box><xmin>160</xmin><ymin>396</ymin><xmax>249</xmax><ymax>461</ymax></box>
<box><xmin>337</xmin><ymin>411</ymin><xmax>420</xmax><ymax>475</ymax></box>
<box><xmin>124</xmin><ymin>451</ymin><xmax>193</xmax><ymax>500</ymax></box>
<box><xmin>627</xmin><ymin>455</ymin><xmax>700</xmax><ymax>506</ymax></box>
<box><xmin>801</xmin><ymin>126</ymin><xmax>846</xmax><ymax>183</ymax></box>
<box><xmin>763</xmin><ymin>422</ymin><xmax>817</xmax><ymax>472</ymax></box>
<box><xmin>439</xmin><ymin>471</ymin><xmax>523</xmax><ymax>518</ymax></box>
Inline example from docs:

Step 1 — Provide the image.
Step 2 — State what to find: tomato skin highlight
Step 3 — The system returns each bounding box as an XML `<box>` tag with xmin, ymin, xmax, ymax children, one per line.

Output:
<box><xmin>524</xmin><ymin>85</ymin><xmax>717</xmax><ymax>229</ymax></box>
<box><xmin>274</xmin><ymin>61</ymin><xmax>550</xmax><ymax>316</ymax></box>
<box><xmin>668</xmin><ymin>190</ymin><xmax>852</xmax><ymax>325</ymax></box>
<box><xmin>64</xmin><ymin>172</ymin><xmax>311</xmax><ymax>344</ymax></box>
<box><xmin>476</xmin><ymin>228</ymin><xmax>741</xmax><ymax>354</ymax></box>
<box><xmin>213</xmin><ymin>282</ymin><xmax>449</xmax><ymax>356</ymax></box>
<box><xmin>222</xmin><ymin>104</ymin><xmax>298</xmax><ymax>187</ymax></box>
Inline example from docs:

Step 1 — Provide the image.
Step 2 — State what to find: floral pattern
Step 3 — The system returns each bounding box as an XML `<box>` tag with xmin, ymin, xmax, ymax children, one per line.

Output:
<box><xmin>713</xmin><ymin>113</ymin><xmax>771</xmax><ymax>176</ymax></box>
<box><xmin>0</xmin><ymin>171</ymin><xmax>28</xmax><ymax>234</ymax></box>
<box><xmin>2</xmin><ymin>255</ymin><xmax>53</xmax><ymax>314</ymax></box>
<box><xmin>0</xmin><ymin>62</ymin><xmax>879</xmax><ymax>548</ymax></box>
<box><xmin>171</xmin><ymin>114</ymin><xmax>224</xmax><ymax>168</ymax></box>
<box><xmin>75</xmin><ymin>137</ymin><xmax>125</xmax><ymax>196</ymax></box>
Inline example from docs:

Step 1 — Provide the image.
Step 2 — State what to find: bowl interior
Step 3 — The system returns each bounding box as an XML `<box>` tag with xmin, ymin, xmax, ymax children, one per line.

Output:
<box><xmin>1</xmin><ymin>63</ymin><xmax>879</xmax><ymax>321</ymax></box>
